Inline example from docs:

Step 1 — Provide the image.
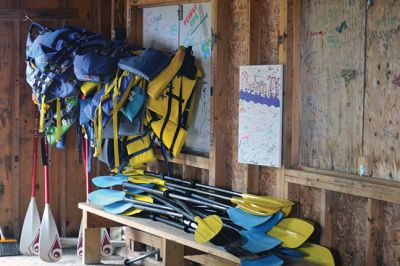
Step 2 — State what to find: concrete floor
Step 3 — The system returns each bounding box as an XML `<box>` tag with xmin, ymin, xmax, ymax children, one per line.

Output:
<box><xmin>0</xmin><ymin>248</ymin><xmax>125</xmax><ymax>266</ymax></box>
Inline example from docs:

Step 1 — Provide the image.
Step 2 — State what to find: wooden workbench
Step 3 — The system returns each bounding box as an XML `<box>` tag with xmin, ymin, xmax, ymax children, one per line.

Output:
<box><xmin>78</xmin><ymin>202</ymin><xmax>240</xmax><ymax>265</ymax></box>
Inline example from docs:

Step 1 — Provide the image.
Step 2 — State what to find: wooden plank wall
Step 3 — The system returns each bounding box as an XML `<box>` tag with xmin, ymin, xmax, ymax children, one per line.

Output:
<box><xmin>0</xmin><ymin>0</ymin><xmax>110</xmax><ymax>238</ymax></box>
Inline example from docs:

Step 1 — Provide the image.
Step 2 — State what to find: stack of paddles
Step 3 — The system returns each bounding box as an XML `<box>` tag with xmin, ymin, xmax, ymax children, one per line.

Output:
<box><xmin>89</xmin><ymin>172</ymin><xmax>335</xmax><ymax>266</ymax></box>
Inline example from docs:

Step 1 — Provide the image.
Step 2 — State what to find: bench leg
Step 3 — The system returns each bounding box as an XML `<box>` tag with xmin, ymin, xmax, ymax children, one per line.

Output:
<box><xmin>162</xmin><ymin>238</ymin><xmax>185</xmax><ymax>266</ymax></box>
<box><xmin>83</xmin><ymin>227</ymin><xmax>101</xmax><ymax>265</ymax></box>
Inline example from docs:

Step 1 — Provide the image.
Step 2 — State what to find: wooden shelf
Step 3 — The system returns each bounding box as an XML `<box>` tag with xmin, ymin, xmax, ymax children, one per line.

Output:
<box><xmin>79</xmin><ymin>202</ymin><xmax>240</xmax><ymax>264</ymax></box>
<box><xmin>154</xmin><ymin>149</ymin><xmax>210</xmax><ymax>170</ymax></box>
<box><xmin>284</xmin><ymin>167</ymin><xmax>400</xmax><ymax>203</ymax></box>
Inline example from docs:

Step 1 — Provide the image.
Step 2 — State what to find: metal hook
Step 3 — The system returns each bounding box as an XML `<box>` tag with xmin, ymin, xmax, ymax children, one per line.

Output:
<box><xmin>22</xmin><ymin>8</ymin><xmax>33</xmax><ymax>23</ymax></box>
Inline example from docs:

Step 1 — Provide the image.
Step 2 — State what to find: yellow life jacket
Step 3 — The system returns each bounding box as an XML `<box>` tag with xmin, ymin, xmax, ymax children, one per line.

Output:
<box><xmin>124</xmin><ymin>134</ymin><xmax>156</xmax><ymax>167</ymax></box>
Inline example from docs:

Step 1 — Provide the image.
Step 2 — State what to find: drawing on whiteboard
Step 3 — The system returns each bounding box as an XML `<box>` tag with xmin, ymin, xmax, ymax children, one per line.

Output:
<box><xmin>238</xmin><ymin>65</ymin><xmax>283</xmax><ymax>167</ymax></box>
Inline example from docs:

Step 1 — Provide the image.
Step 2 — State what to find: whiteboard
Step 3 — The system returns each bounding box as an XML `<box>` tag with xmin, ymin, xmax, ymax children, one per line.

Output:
<box><xmin>238</xmin><ymin>65</ymin><xmax>283</xmax><ymax>167</ymax></box>
<box><xmin>143</xmin><ymin>3</ymin><xmax>211</xmax><ymax>154</ymax></box>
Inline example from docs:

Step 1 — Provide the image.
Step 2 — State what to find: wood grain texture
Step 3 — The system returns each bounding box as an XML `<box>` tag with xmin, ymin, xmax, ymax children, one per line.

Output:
<box><xmin>333</xmin><ymin>193</ymin><xmax>367</xmax><ymax>266</ymax></box>
<box><xmin>299</xmin><ymin>0</ymin><xmax>365</xmax><ymax>174</ymax></box>
<box><xmin>382</xmin><ymin>201</ymin><xmax>400</xmax><ymax>265</ymax></box>
<box><xmin>364</xmin><ymin>1</ymin><xmax>400</xmax><ymax>181</ymax></box>
<box><xmin>0</xmin><ymin>0</ymin><xmax>109</xmax><ymax>238</ymax></box>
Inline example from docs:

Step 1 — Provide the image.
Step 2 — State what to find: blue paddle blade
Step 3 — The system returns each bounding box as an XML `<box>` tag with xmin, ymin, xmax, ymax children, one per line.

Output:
<box><xmin>88</xmin><ymin>189</ymin><xmax>126</xmax><ymax>205</ymax></box>
<box><xmin>124</xmin><ymin>183</ymin><xmax>155</xmax><ymax>194</ymax></box>
<box><xmin>240</xmin><ymin>230</ymin><xmax>282</xmax><ymax>253</ymax></box>
<box><xmin>249</xmin><ymin>211</ymin><xmax>284</xmax><ymax>233</ymax></box>
<box><xmin>273</xmin><ymin>247</ymin><xmax>304</xmax><ymax>259</ymax></box>
<box><xmin>227</xmin><ymin>207</ymin><xmax>274</xmax><ymax>229</ymax></box>
<box><xmin>104</xmin><ymin>201</ymin><xmax>134</xmax><ymax>214</ymax></box>
<box><xmin>92</xmin><ymin>175</ymin><xmax>128</xmax><ymax>188</ymax></box>
<box><xmin>241</xmin><ymin>255</ymin><xmax>284</xmax><ymax>266</ymax></box>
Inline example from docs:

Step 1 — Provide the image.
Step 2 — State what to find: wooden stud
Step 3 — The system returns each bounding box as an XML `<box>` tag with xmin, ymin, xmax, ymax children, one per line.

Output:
<box><xmin>320</xmin><ymin>189</ymin><xmax>336</xmax><ymax>247</ymax></box>
<box><xmin>209</xmin><ymin>0</ymin><xmax>230</xmax><ymax>187</ymax></box>
<box><xmin>162</xmin><ymin>238</ymin><xmax>185</xmax><ymax>266</ymax></box>
<box><xmin>365</xmin><ymin>198</ymin><xmax>383</xmax><ymax>266</ymax></box>
<box><xmin>0</xmin><ymin>8</ymin><xmax>78</xmax><ymax>20</ymax></box>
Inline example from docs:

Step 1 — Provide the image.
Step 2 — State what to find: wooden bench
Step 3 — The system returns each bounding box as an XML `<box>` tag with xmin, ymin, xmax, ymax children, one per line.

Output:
<box><xmin>78</xmin><ymin>202</ymin><xmax>240</xmax><ymax>265</ymax></box>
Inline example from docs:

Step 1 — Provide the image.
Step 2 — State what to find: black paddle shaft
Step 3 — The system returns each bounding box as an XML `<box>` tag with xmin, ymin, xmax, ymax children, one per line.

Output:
<box><xmin>122</xmin><ymin>182</ymin><xmax>227</xmax><ymax>211</ymax></box>
<box><xmin>145</xmin><ymin>171</ymin><xmax>242</xmax><ymax>197</ymax></box>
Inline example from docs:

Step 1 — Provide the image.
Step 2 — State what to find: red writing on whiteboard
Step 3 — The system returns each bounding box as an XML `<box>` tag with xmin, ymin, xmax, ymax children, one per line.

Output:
<box><xmin>184</xmin><ymin>4</ymin><xmax>197</xmax><ymax>26</ymax></box>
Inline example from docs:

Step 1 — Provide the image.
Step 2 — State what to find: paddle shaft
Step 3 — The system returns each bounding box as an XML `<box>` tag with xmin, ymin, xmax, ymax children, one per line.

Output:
<box><xmin>123</xmin><ymin>182</ymin><xmax>226</xmax><ymax>211</ymax></box>
<box><xmin>152</xmin><ymin>215</ymin><xmax>195</xmax><ymax>233</ymax></box>
<box><xmin>31</xmin><ymin>111</ymin><xmax>39</xmax><ymax>197</ymax></box>
<box><xmin>145</xmin><ymin>171</ymin><xmax>242</xmax><ymax>197</ymax></box>
<box><xmin>125</xmin><ymin>202</ymin><xmax>184</xmax><ymax>218</ymax></box>
<box><xmin>123</xmin><ymin>198</ymin><xmax>173</xmax><ymax>211</ymax></box>
<box><xmin>42</xmin><ymin>135</ymin><xmax>50</xmax><ymax>204</ymax></box>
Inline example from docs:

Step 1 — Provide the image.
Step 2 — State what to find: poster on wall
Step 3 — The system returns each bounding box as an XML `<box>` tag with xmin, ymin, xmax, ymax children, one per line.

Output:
<box><xmin>238</xmin><ymin>65</ymin><xmax>283</xmax><ymax>167</ymax></box>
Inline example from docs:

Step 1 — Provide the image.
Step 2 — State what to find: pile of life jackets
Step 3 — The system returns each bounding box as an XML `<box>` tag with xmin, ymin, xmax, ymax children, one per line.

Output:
<box><xmin>25</xmin><ymin>23</ymin><xmax>201</xmax><ymax>172</ymax></box>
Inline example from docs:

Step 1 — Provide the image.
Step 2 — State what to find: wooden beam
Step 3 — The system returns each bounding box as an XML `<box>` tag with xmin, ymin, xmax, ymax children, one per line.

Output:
<box><xmin>83</xmin><ymin>228</ymin><xmax>101</xmax><ymax>264</ymax></box>
<box><xmin>155</xmin><ymin>150</ymin><xmax>209</xmax><ymax>170</ymax></box>
<box><xmin>184</xmin><ymin>254</ymin><xmax>240</xmax><ymax>266</ymax></box>
<box><xmin>0</xmin><ymin>8</ymin><xmax>78</xmax><ymax>20</ymax></box>
<box><xmin>162</xmin><ymin>239</ymin><xmax>184</xmax><ymax>266</ymax></box>
<box><xmin>209</xmin><ymin>0</ymin><xmax>230</xmax><ymax>187</ymax></box>
<box><xmin>290</xmin><ymin>0</ymin><xmax>301</xmax><ymax>165</ymax></box>
<box><xmin>285</xmin><ymin>169</ymin><xmax>400</xmax><ymax>203</ymax></box>
<box><xmin>365</xmin><ymin>199</ymin><xmax>383</xmax><ymax>266</ymax></box>
<box><xmin>320</xmin><ymin>189</ymin><xmax>336</xmax><ymax>247</ymax></box>
<box><xmin>130</xmin><ymin>0</ymin><xmax>209</xmax><ymax>7</ymax></box>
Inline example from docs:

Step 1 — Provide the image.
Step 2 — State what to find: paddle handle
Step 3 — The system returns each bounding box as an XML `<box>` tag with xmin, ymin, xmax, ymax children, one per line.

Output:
<box><xmin>42</xmin><ymin>135</ymin><xmax>50</xmax><ymax>204</ymax></box>
<box><xmin>31</xmin><ymin>110</ymin><xmax>39</xmax><ymax>197</ymax></box>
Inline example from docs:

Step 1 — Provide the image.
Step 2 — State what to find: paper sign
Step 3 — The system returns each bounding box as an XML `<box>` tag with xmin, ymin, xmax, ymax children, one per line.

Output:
<box><xmin>238</xmin><ymin>65</ymin><xmax>283</xmax><ymax>167</ymax></box>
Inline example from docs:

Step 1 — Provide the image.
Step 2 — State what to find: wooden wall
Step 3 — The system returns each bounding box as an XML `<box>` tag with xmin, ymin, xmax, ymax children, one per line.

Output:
<box><xmin>0</xmin><ymin>0</ymin><xmax>111</xmax><ymax>238</ymax></box>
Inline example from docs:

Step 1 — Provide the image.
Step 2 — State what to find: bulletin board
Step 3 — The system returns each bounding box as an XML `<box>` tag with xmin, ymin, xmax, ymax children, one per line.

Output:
<box><xmin>143</xmin><ymin>3</ymin><xmax>211</xmax><ymax>154</ymax></box>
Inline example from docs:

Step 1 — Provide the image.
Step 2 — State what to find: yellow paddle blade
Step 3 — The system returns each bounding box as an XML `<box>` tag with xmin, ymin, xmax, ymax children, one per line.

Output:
<box><xmin>267</xmin><ymin>218</ymin><xmax>314</xmax><ymax>248</ymax></box>
<box><xmin>241</xmin><ymin>193</ymin><xmax>294</xmax><ymax>208</ymax></box>
<box><xmin>155</xmin><ymin>185</ymin><xmax>168</xmax><ymax>192</ymax></box>
<box><xmin>134</xmin><ymin>195</ymin><xmax>153</xmax><ymax>203</ymax></box>
<box><xmin>122</xmin><ymin>208</ymin><xmax>142</xmax><ymax>216</ymax></box>
<box><xmin>128</xmin><ymin>176</ymin><xmax>166</xmax><ymax>186</ymax></box>
<box><xmin>232</xmin><ymin>197</ymin><xmax>279</xmax><ymax>216</ymax></box>
<box><xmin>298</xmin><ymin>243</ymin><xmax>335</xmax><ymax>265</ymax></box>
<box><xmin>194</xmin><ymin>215</ymin><xmax>223</xmax><ymax>244</ymax></box>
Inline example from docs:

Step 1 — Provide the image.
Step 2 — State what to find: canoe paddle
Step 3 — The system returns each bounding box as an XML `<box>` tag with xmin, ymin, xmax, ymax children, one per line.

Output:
<box><xmin>92</xmin><ymin>175</ymin><xmax>285</xmax><ymax>216</ymax></box>
<box><xmin>20</xmin><ymin>112</ymin><xmax>41</xmax><ymax>256</ymax></box>
<box><xmin>77</xmin><ymin>137</ymin><xmax>113</xmax><ymax>257</ymax></box>
<box><xmin>144</xmin><ymin>171</ymin><xmax>295</xmax><ymax>208</ymax></box>
<box><xmin>39</xmin><ymin>135</ymin><xmax>62</xmax><ymax>262</ymax></box>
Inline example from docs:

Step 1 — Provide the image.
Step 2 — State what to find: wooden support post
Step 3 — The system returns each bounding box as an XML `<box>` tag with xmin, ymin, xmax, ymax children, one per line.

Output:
<box><xmin>209</xmin><ymin>0</ymin><xmax>230</xmax><ymax>188</ymax></box>
<box><xmin>83</xmin><ymin>228</ymin><xmax>101</xmax><ymax>265</ymax></box>
<box><xmin>320</xmin><ymin>189</ymin><xmax>336</xmax><ymax>247</ymax></box>
<box><xmin>365</xmin><ymin>198</ymin><xmax>383</xmax><ymax>266</ymax></box>
<box><xmin>161</xmin><ymin>238</ymin><xmax>185</xmax><ymax>266</ymax></box>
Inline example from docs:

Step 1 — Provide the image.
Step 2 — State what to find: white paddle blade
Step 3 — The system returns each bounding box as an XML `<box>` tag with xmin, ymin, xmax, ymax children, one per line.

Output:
<box><xmin>39</xmin><ymin>204</ymin><xmax>62</xmax><ymax>262</ymax></box>
<box><xmin>100</xmin><ymin>228</ymin><xmax>113</xmax><ymax>257</ymax></box>
<box><xmin>77</xmin><ymin>221</ymin><xmax>83</xmax><ymax>257</ymax></box>
<box><xmin>20</xmin><ymin>197</ymin><xmax>41</xmax><ymax>256</ymax></box>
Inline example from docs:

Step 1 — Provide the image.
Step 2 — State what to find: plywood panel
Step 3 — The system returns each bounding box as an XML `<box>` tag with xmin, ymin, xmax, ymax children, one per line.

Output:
<box><xmin>364</xmin><ymin>1</ymin><xmax>400</xmax><ymax>181</ymax></box>
<box><xmin>333</xmin><ymin>193</ymin><xmax>367</xmax><ymax>266</ymax></box>
<box><xmin>299</xmin><ymin>0</ymin><xmax>365</xmax><ymax>173</ymax></box>
<box><xmin>382</xmin><ymin>202</ymin><xmax>400</xmax><ymax>265</ymax></box>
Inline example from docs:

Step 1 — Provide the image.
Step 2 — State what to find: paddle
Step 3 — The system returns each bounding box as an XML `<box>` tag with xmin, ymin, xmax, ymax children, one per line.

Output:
<box><xmin>128</xmin><ymin>175</ymin><xmax>287</xmax><ymax>216</ymax></box>
<box><xmin>145</xmin><ymin>171</ymin><xmax>294</xmax><ymax>208</ymax></box>
<box><xmin>297</xmin><ymin>243</ymin><xmax>335</xmax><ymax>265</ymax></box>
<box><xmin>20</xmin><ymin>112</ymin><xmax>41</xmax><ymax>256</ymax></box>
<box><xmin>267</xmin><ymin>218</ymin><xmax>314</xmax><ymax>248</ymax></box>
<box><xmin>93</xmin><ymin>175</ymin><xmax>283</xmax><ymax>216</ymax></box>
<box><xmin>92</xmin><ymin>176</ymin><xmax>227</xmax><ymax>211</ymax></box>
<box><xmin>39</xmin><ymin>135</ymin><xmax>62</xmax><ymax>262</ymax></box>
<box><xmin>77</xmin><ymin>137</ymin><xmax>113</xmax><ymax>257</ymax></box>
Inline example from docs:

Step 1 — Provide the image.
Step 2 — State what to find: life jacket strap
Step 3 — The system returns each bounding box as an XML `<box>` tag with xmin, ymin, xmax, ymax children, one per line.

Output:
<box><xmin>56</xmin><ymin>98</ymin><xmax>61</xmax><ymax>143</ymax></box>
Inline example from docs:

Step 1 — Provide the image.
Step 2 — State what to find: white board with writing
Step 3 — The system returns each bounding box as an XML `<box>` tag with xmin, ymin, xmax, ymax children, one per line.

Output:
<box><xmin>238</xmin><ymin>65</ymin><xmax>283</xmax><ymax>167</ymax></box>
<box><xmin>143</xmin><ymin>3</ymin><xmax>211</xmax><ymax>154</ymax></box>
